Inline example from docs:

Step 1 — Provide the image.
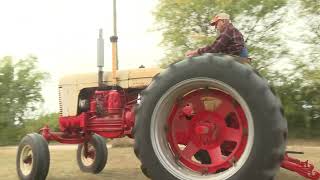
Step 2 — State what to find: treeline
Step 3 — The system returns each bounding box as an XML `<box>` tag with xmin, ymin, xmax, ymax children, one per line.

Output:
<box><xmin>0</xmin><ymin>113</ymin><xmax>59</xmax><ymax>146</ymax></box>
<box><xmin>0</xmin><ymin>56</ymin><xmax>52</xmax><ymax>145</ymax></box>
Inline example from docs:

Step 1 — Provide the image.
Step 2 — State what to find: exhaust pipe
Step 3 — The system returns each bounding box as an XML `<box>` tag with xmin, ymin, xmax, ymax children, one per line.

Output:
<box><xmin>97</xmin><ymin>28</ymin><xmax>104</xmax><ymax>87</ymax></box>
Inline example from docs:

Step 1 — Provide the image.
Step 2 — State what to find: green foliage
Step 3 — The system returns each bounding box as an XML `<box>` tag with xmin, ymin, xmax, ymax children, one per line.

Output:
<box><xmin>276</xmin><ymin>0</ymin><xmax>320</xmax><ymax>138</ymax></box>
<box><xmin>301</xmin><ymin>0</ymin><xmax>320</xmax><ymax>14</ymax></box>
<box><xmin>0</xmin><ymin>126</ymin><xmax>26</xmax><ymax>146</ymax></box>
<box><xmin>300</xmin><ymin>0</ymin><xmax>320</xmax><ymax>64</ymax></box>
<box><xmin>0</xmin><ymin>113</ymin><xmax>59</xmax><ymax>146</ymax></box>
<box><xmin>154</xmin><ymin>0</ymin><xmax>289</xmax><ymax>68</ymax></box>
<box><xmin>0</xmin><ymin>56</ymin><xmax>50</xmax><ymax>145</ymax></box>
<box><xmin>24</xmin><ymin>113</ymin><xmax>60</xmax><ymax>133</ymax></box>
<box><xmin>273</xmin><ymin>71</ymin><xmax>320</xmax><ymax>138</ymax></box>
<box><xmin>0</xmin><ymin>56</ymin><xmax>48</xmax><ymax>127</ymax></box>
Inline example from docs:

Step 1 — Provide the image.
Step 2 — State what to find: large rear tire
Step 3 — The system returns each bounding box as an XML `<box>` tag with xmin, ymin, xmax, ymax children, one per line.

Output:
<box><xmin>77</xmin><ymin>134</ymin><xmax>108</xmax><ymax>173</ymax></box>
<box><xmin>134</xmin><ymin>54</ymin><xmax>287</xmax><ymax>180</ymax></box>
<box><xmin>16</xmin><ymin>133</ymin><xmax>50</xmax><ymax>180</ymax></box>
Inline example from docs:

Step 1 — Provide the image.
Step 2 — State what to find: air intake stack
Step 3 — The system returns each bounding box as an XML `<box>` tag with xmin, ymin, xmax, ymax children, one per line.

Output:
<box><xmin>110</xmin><ymin>0</ymin><xmax>118</xmax><ymax>86</ymax></box>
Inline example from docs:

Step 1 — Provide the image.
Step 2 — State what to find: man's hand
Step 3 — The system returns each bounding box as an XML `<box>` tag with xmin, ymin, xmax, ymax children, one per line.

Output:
<box><xmin>185</xmin><ymin>50</ymin><xmax>199</xmax><ymax>57</ymax></box>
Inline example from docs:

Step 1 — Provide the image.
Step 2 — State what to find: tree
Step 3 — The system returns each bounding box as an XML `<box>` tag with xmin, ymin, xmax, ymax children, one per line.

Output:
<box><xmin>0</xmin><ymin>56</ymin><xmax>48</xmax><ymax>128</ymax></box>
<box><xmin>301</xmin><ymin>0</ymin><xmax>320</xmax><ymax>65</ymax></box>
<box><xmin>153</xmin><ymin>0</ymin><xmax>289</xmax><ymax>71</ymax></box>
<box><xmin>153</xmin><ymin>0</ymin><xmax>320</xmax><ymax>138</ymax></box>
<box><xmin>269</xmin><ymin>0</ymin><xmax>320</xmax><ymax>138</ymax></box>
<box><xmin>301</xmin><ymin>0</ymin><xmax>320</xmax><ymax>14</ymax></box>
<box><xmin>24</xmin><ymin>113</ymin><xmax>60</xmax><ymax>133</ymax></box>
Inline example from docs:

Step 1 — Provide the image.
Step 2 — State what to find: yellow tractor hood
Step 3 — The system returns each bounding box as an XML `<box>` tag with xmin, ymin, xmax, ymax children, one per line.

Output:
<box><xmin>59</xmin><ymin>68</ymin><xmax>163</xmax><ymax>88</ymax></box>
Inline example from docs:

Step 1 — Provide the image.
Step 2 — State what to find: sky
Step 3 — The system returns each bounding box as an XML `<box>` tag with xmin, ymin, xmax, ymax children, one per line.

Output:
<box><xmin>0</xmin><ymin>0</ymin><xmax>164</xmax><ymax>113</ymax></box>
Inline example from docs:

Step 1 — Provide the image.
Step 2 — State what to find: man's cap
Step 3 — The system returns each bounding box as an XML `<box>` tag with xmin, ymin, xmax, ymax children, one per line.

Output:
<box><xmin>210</xmin><ymin>13</ymin><xmax>230</xmax><ymax>26</ymax></box>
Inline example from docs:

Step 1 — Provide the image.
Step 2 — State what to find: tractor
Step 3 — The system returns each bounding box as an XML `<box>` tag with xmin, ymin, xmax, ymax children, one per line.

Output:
<box><xmin>16</xmin><ymin>1</ymin><xmax>319</xmax><ymax>180</ymax></box>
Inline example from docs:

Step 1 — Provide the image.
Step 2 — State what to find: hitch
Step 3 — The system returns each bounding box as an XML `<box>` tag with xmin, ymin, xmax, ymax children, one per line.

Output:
<box><xmin>281</xmin><ymin>151</ymin><xmax>320</xmax><ymax>180</ymax></box>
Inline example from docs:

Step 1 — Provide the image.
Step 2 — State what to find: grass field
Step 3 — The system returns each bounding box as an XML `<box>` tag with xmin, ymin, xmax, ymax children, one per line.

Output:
<box><xmin>0</xmin><ymin>141</ymin><xmax>319</xmax><ymax>180</ymax></box>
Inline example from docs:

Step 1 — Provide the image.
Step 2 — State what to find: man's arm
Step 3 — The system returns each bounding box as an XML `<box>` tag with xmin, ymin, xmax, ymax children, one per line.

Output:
<box><xmin>197</xmin><ymin>29</ymin><xmax>232</xmax><ymax>55</ymax></box>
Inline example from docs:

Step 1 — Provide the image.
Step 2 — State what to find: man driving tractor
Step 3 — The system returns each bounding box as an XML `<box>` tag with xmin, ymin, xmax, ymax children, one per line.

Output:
<box><xmin>186</xmin><ymin>13</ymin><xmax>248</xmax><ymax>58</ymax></box>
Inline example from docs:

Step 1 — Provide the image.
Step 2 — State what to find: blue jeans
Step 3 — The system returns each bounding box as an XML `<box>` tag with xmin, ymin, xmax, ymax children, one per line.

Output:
<box><xmin>240</xmin><ymin>47</ymin><xmax>249</xmax><ymax>58</ymax></box>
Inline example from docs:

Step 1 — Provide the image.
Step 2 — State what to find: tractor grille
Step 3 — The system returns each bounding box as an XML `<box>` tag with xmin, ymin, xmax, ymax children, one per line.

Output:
<box><xmin>58</xmin><ymin>86</ymin><xmax>63</xmax><ymax>116</ymax></box>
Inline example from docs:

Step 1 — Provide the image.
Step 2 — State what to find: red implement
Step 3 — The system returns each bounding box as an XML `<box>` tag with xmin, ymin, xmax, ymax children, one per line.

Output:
<box><xmin>281</xmin><ymin>152</ymin><xmax>320</xmax><ymax>180</ymax></box>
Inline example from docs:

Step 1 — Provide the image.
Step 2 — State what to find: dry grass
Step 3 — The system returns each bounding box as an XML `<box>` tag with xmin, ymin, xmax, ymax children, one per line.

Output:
<box><xmin>109</xmin><ymin>137</ymin><xmax>134</xmax><ymax>148</ymax></box>
<box><xmin>287</xmin><ymin>138</ymin><xmax>320</xmax><ymax>147</ymax></box>
<box><xmin>0</xmin><ymin>143</ymin><xmax>319</xmax><ymax>180</ymax></box>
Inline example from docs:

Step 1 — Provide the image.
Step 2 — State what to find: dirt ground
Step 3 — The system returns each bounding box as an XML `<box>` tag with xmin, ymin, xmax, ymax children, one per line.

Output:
<box><xmin>0</xmin><ymin>143</ymin><xmax>319</xmax><ymax>180</ymax></box>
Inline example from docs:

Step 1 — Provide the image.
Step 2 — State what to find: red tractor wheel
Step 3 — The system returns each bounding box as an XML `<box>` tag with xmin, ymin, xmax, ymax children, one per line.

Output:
<box><xmin>76</xmin><ymin>134</ymin><xmax>108</xmax><ymax>174</ymax></box>
<box><xmin>134</xmin><ymin>54</ymin><xmax>287</xmax><ymax>180</ymax></box>
<box><xmin>16</xmin><ymin>133</ymin><xmax>50</xmax><ymax>180</ymax></box>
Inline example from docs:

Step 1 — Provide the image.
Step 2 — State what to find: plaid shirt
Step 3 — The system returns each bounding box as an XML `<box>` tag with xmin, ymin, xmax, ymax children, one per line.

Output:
<box><xmin>197</xmin><ymin>23</ymin><xmax>245</xmax><ymax>56</ymax></box>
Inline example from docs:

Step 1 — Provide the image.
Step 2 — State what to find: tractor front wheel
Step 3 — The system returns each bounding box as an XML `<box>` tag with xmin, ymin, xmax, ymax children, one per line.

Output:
<box><xmin>16</xmin><ymin>133</ymin><xmax>50</xmax><ymax>180</ymax></box>
<box><xmin>76</xmin><ymin>134</ymin><xmax>108</xmax><ymax>173</ymax></box>
<box><xmin>134</xmin><ymin>54</ymin><xmax>287</xmax><ymax>180</ymax></box>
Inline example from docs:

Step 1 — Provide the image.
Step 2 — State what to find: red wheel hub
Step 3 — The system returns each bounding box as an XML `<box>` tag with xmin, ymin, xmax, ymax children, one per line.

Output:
<box><xmin>194</xmin><ymin>124</ymin><xmax>210</xmax><ymax>135</ymax></box>
<box><xmin>167</xmin><ymin>88</ymin><xmax>248</xmax><ymax>174</ymax></box>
